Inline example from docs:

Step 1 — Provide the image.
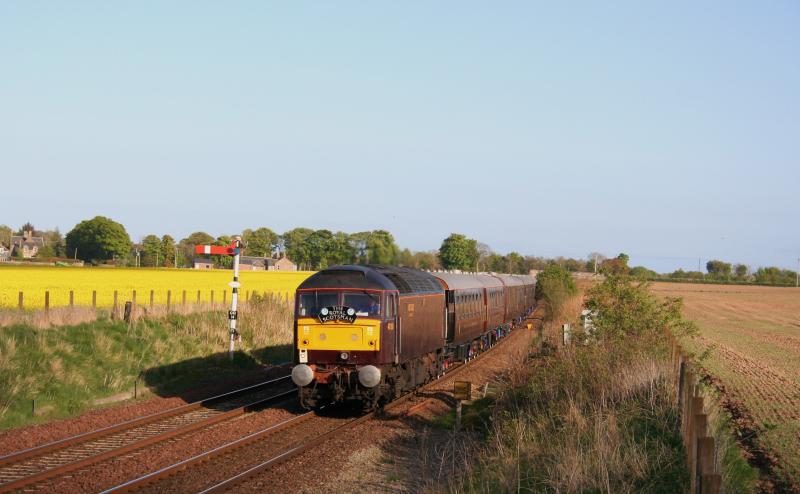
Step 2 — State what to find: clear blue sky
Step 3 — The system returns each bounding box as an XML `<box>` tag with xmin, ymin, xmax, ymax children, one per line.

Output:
<box><xmin>2</xmin><ymin>2</ymin><xmax>798</xmax><ymax>272</ymax></box>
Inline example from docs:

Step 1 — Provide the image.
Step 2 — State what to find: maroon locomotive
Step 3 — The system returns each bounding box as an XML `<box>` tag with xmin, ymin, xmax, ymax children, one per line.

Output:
<box><xmin>290</xmin><ymin>265</ymin><xmax>536</xmax><ymax>409</ymax></box>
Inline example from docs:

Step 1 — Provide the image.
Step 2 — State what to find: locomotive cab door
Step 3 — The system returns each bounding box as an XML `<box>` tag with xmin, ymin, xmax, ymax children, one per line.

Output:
<box><xmin>386</xmin><ymin>293</ymin><xmax>399</xmax><ymax>363</ymax></box>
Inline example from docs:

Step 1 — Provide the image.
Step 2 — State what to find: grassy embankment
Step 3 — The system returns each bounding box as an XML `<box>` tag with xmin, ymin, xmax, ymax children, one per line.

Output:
<box><xmin>0</xmin><ymin>295</ymin><xmax>294</xmax><ymax>430</ymax></box>
<box><xmin>441</xmin><ymin>268</ymin><xmax>711</xmax><ymax>493</ymax></box>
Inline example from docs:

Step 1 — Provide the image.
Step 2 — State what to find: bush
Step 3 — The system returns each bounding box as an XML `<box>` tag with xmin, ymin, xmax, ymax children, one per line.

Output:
<box><xmin>535</xmin><ymin>264</ymin><xmax>577</xmax><ymax>321</ymax></box>
<box><xmin>584</xmin><ymin>276</ymin><xmax>697</xmax><ymax>343</ymax></box>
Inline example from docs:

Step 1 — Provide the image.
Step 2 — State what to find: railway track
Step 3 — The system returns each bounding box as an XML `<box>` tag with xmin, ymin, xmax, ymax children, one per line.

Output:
<box><xmin>0</xmin><ymin>374</ymin><xmax>294</xmax><ymax>493</ymax></box>
<box><xmin>103</xmin><ymin>310</ymin><xmax>539</xmax><ymax>494</ymax></box>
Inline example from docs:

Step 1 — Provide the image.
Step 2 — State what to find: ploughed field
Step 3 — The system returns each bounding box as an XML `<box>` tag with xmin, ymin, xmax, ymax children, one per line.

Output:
<box><xmin>0</xmin><ymin>266</ymin><xmax>313</xmax><ymax>309</ymax></box>
<box><xmin>651</xmin><ymin>282</ymin><xmax>800</xmax><ymax>484</ymax></box>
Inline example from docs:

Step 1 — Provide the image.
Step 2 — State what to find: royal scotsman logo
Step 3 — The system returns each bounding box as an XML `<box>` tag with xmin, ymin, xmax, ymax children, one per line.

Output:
<box><xmin>318</xmin><ymin>306</ymin><xmax>357</xmax><ymax>324</ymax></box>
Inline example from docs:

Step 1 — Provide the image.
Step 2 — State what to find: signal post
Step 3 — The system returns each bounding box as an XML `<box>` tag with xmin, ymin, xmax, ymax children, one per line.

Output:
<box><xmin>195</xmin><ymin>236</ymin><xmax>244</xmax><ymax>361</ymax></box>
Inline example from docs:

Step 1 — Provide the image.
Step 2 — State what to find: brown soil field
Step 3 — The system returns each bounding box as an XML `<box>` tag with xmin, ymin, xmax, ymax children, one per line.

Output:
<box><xmin>651</xmin><ymin>282</ymin><xmax>800</xmax><ymax>487</ymax></box>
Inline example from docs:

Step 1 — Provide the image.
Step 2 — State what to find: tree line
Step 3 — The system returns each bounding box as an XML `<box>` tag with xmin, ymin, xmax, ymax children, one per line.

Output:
<box><xmin>4</xmin><ymin>219</ymin><xmax>795</xmax><ymax>284</ymax></box>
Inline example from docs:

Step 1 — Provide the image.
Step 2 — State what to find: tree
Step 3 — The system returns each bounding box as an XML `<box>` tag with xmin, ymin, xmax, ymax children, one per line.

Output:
<box><xmin>366</xmin><ymin>230</ymin><xmax>400</xmax><ymax>265</ymax></box>
<box><xmin>161</xmin><ymin>235</ymin><xmax>176</xmax><ymax>267</ymax></box>
<box><xmin>42</xmin><ymin>228</ymin><xmax>66</xmax><ymax>258</ymax></box>
<box><xmin>282</xmin><ymin>228</ymin><xmax>314</xmax><ymax>268</ymax></box>
<box><xmin>535</xmin><ymin>264</ymin><xmax>577</xmax><ymax>321</ymax></box>
<box><xmin>438</xmin><ymin>233</ymin><xmax>478</xmax><ymax>271</ymax></box>
<box><xmin>65</xmin><ymin>216</ymin><xmax>132</xmax><ymax>263</ymax></box>
<box><xmin>734</xmin><ymin>263</ymin><xmax>748</xmax><ymax>279</ymax></box>
<box><xmin>348</xmin><ymin>231</ymin><xmax>371</xmax><ymax>263</ymax></box>
<box><xmin>141</xmin><ymin>235</ymin><xmax>163</xmax><ymax>267</ymax></box>
<box><xmin>506</xmin><ymin>252</ymin><xmax>525</xmax><ymax>274</ymax></box>
<box><xmin>329</xmin><ymin>232</ymin><xmax>356</xmax><ymax>265</ymax></box>
<box><xmin>16</xmin><ymin>222</ymin><xmax>36</xmax><ymax>235</ymax></box>
<box><xmin>476</xmin><ymin>242</ymin><xmax>492</xmax><ymax>271</ymax></box>
<box><xmin>414</xmin><ymin>251</ymin><xmax>441</xmax><ymax>270</ymax></box>
<box><xmin>178</xmin><ymin>232</ymin><xmax>215</xmax><ymax>266</ymax></box>
<box><xmin>0</xmin><ymin>224</ymin><xmax>11</xmax><ymax>247</ymax></box>
<box><xmin>242</xmin><ymin>227</ymin><xmax>278</xmax><ymax>258</ymax></box>
<box><xmin>706</xmin><ymin>260</ymin><xmax>732</xmax><ymax>278</ymax></box>
<box><xmin>616</xmin><ymin>252</ymin><xmax>630</xmax><ymax>264</ymax></box>
<box><xmin>305</xmin><ymin>230</ymin><xmax>336</xmax><ymax>269</ymax></box>
<box><xmin>599</xmin><ymin>258</ymin><xmax>630</xmax><ymax>275</ymax></box>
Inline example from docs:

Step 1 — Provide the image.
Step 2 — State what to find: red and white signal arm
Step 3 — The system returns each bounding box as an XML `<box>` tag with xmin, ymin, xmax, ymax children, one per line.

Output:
<box><xmin>194</xmin><ymin>241</ymin><xmax>242</xmax><ymax>256</ymax></box>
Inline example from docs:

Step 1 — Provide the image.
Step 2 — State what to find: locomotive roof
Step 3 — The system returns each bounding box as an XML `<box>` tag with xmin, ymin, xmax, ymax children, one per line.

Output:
<box><xmin>298</xmin><ymin>265</ymin><xmax>443</xmax><ymax>295</ymax></box>
<box><xmin>432</xmin><ymin>272</ymin><xmax>502</xmax><ymax>290</ymax></box>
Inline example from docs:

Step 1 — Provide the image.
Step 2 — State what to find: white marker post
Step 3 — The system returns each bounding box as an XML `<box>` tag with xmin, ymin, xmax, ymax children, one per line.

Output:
<box><xmin>194</xmin><ymin>237</ymin><xmax>244</xmax><ymax>361</ymax></box>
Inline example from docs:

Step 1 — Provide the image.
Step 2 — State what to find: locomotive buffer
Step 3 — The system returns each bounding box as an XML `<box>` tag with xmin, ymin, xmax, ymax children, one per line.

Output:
<box><xmin>194</xmin><ymin>236</ymin><xmax>244</xmax><ymax>361</ymax></box>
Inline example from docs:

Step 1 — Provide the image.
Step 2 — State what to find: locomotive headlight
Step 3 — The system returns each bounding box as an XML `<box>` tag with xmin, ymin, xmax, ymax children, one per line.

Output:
<box><xmin>320</xmin><ymin>307</ymin><xmax>329</xmax><ymax>316</ymax></box>
<box><xmin>347</xmin><ymin>308</ymin><xmax>355</xmax><ymax>316</ymax></box>
<box><xmin>340</xmin><ymin>352</ymin><xmax>349</xmax><ymax>360</ymax></box>
<box><xmin>291</xmin><ymin>364</ymin><xmax>314</xmax><ymax>387</ymax></box>
<box><xmin>358</xmin><ymin>365</ymin><xmax>381</xmax><ymax>388</ymax></box>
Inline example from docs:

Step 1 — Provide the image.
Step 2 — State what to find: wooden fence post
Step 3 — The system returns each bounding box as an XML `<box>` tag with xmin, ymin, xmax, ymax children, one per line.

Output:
<box><xmin>196</xmin><ymin>290</ymin><xmax>201</xmax><ymax>304</ymax></box>
<box><xmin>182</xmin><ymin>290</ymin><xmax>187</xmax><ymax>307</ymax></box>
<box><xmin>132</xmin><ymin>290</ymin><xmax>137</xmax><ymax>308</ymax></box>
<box><xmin>149</xmin><ymin>290</ymin><xmax>154</xmax><ymax>309</ymax></box>
<box><xmin>113</xmin><ymin>290</ymin><xmax>119</xmax><ymax>319</ymax></box>
<box><xmin>167</xmin><ymin>290</ymin><xmax>172</xmax><ymax>311</ymax></box>
<box><xmin>92</xmin><ymin>290</ymin><xmax>97</xmax><ymax>309</ymax></box>
<box><xmin>697</xmin><ymin>437</ymin><xmax>717</xmax><ymax>493</ymax></box>
<box><xmin>701</xmin><ymin>475</ymin><xmax>721</xmax><ymax>494</ymax></box>
<box><xmin>18</xmin><ymin>291</ymin><xmax>23</xmax><ymax>311</ymax></box>
<box><xmin>223</xmin><ymin>290</ymin><xmax>227</xmax><ymax>305</ymax></box>
<box><xmin>246</xmin><ymin>290</ymin><xmax>250</xmax><ymax>303</ymax></box>
<box><xmin>45</xmin><ymin>291</ymin><xmax>50</xmax><ymax>314</ymax></box>
<box><xmin>69</xmin><ymin>290</ymin><xmax>74</xmax><ymax>308</ymax></box>
<box><xmin>690</xmin><ymin>409</ymin><xmax>707</xmax><ymax>493</ymax></box>
<box><xmin>210</xmin><ymin>290</ymin><xmax>214</xmax><ymax>307</ymax></box>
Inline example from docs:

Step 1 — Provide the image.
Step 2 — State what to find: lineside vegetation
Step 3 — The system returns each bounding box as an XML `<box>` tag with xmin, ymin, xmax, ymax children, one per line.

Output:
<box><xmin>0</xmin><ymin>295</ymin><xmax>293</xmax><ymax>430</ymax></box>
<box><xmin>447</xmin><ymin>272</ymin><xmax>704</xmax><ymax>493</ymax></box>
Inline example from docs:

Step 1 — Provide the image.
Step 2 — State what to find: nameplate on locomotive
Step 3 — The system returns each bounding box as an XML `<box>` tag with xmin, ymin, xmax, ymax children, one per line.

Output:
<box><xmin>318</xmin><ymin>306</ymin><xmax>357</xmax><ymax>324</ymax></box>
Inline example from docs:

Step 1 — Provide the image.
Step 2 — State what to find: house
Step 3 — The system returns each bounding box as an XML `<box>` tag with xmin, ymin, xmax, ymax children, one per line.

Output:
<box><xmin>0</xmin><ymin>245</ymin><xmax>9</xmax><ymax>262</ymax></box>
<box><xmin>239</xmin><ymin>256</ymin><xmax>267</xmax><ymax>271</ymax></box>
<box><xmin>193</xmin><ymin>258</ymin><xmax>214</xmax><ymax>269</ymax></box>
<box><xmin>271</xmin><ymin>256</ymin><xmax>297</xmax><ymax>271</ymax></box>
<box><xmin>10</xmin><ymin>230</ymin><xmax>45</xmax><ymax>258</ymax></box>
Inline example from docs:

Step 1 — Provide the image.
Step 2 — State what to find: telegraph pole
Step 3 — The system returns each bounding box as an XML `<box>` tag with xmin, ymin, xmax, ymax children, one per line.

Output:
<box><xmin>796</xmin><ymin>258</ymin><xmax>799</xmax><ymax>288</ymax></box>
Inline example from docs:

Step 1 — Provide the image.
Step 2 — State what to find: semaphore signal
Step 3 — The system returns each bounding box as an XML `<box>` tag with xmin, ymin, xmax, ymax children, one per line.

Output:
<box><xmin>194</xmin><ymin>236</ymin><xmax>244</xmax><ymax>361</ymax></box>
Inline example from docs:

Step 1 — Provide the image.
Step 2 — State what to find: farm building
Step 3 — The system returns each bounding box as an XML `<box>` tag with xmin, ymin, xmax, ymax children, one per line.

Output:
<box><xmin>238</xmin><ymin>255</ymin><xmax>297</xmax><ymax>271</ymax></box>
<box><xmin>239</xmin><ymin>256</ymin><xmax>267</xmax><ymax>271</ymax></box>
<box><xmin>10</xmin><ymin>230</ymin><xmax>45</xmax><ymax>258</ymax></box>
<box><xmin>271</xmin><ymin>255</ymin><xmax>296</xmax><ymax>271</ymax></box>
<box><xmin>193</xmin><ymin>258</ymin><xmax>214</xmax><ymax>269</ymax></box>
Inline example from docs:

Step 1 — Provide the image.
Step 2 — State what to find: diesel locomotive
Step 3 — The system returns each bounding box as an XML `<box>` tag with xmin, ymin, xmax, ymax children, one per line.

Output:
<box><xmin>290</xmin><ymin>265</ymin><xmax>536</xmax><ymax>409</ymax></box>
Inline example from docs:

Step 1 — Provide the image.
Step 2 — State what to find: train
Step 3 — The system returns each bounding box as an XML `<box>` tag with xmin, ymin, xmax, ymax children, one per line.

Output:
<box><xmin>290</xmin><ymin>265</ymin><xmax>537</xmax><ymax>410</ymax></box>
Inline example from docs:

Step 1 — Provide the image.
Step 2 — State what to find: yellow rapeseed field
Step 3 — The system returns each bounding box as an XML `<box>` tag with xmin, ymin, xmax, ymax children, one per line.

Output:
<box><xmin>0</xmin><ymin>266</ymin><xmax>314</xmax><ymax>309</ymax></box>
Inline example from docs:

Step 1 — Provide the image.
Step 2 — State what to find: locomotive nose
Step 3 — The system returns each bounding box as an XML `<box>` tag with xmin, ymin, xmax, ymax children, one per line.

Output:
<box><xmin>291</xmin><ymin>364</ymin><xmax>314</xmax><ymax>387</ymax></box>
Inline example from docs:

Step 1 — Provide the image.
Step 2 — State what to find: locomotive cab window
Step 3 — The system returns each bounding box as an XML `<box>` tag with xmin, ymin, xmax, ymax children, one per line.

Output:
<box><xmin>343</xmin><ymin>292</ymin><xmax>381</xmax><ymax>317</ymax></box>
<box><xmin>298</xmin><ymin>291</ymin><xmax>339</xmax><ymax>317</ymax></box>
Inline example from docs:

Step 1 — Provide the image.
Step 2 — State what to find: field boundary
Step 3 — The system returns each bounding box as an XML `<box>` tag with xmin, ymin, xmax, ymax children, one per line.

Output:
<box><xmin>669</xmin><ymin>336</ymin><xmax>723</xmax><ymax>493</ymax></box>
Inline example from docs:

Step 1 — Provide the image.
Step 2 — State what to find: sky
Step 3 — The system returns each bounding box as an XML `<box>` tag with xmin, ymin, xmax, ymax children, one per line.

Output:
<box><xmin>2</xmin><ymin>2</ymin><xmax>798</xmax><ymax>273</ymax></box>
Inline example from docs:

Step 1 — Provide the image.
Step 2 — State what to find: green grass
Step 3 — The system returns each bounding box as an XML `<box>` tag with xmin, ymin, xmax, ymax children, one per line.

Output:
<box><xmin>0</xmin><ymin>298</ymin><xmax>293</xmax><ymax>430</ymax></box>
